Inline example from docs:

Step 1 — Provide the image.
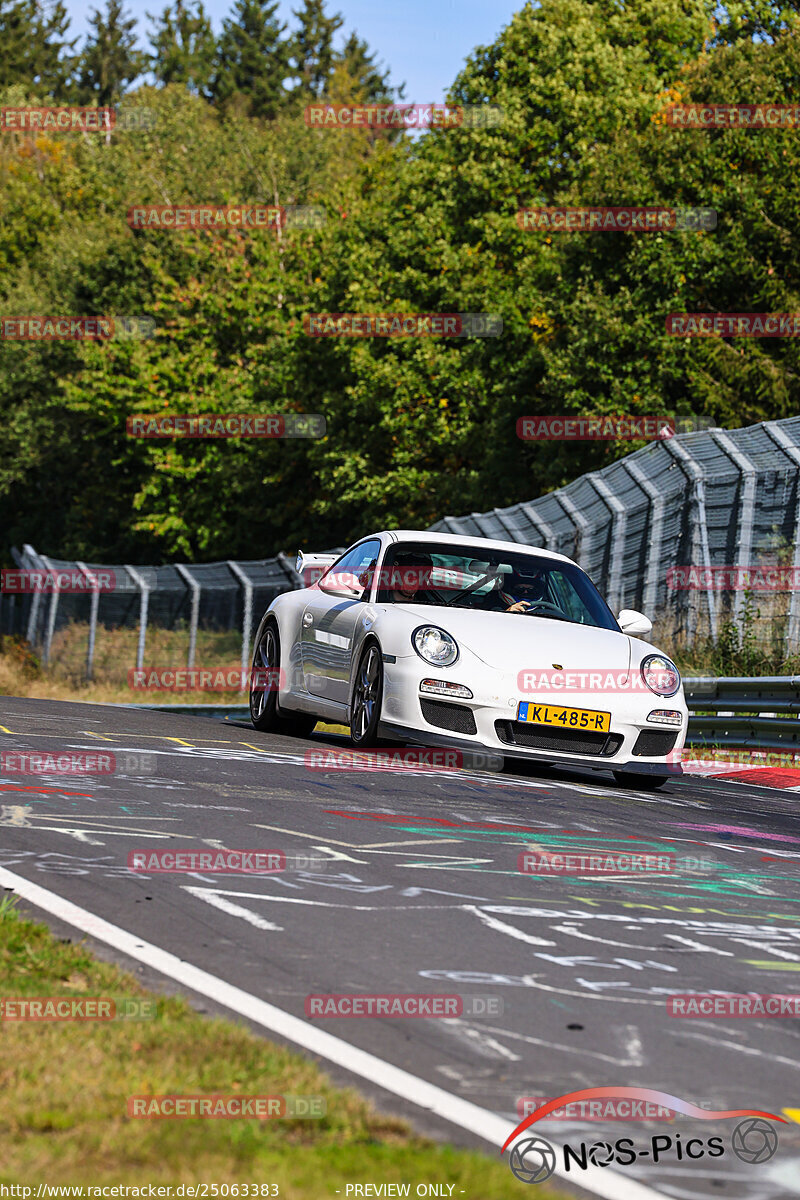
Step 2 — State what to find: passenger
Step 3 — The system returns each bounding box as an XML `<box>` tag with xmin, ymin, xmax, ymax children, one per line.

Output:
<box><xmin>387</xmin><ymin>551</ymin><xmax>437</xmax><ymax>604</ymax></box>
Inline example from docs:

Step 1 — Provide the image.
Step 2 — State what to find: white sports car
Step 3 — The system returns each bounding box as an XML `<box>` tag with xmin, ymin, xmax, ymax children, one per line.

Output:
<box><xmin>249</xmin><ymin>530</ymin><xmax>687</xmax><ymax>789</ymax></box>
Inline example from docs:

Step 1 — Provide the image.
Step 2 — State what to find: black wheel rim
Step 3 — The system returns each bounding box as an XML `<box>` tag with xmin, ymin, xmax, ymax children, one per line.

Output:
<box><xmin>352</xmin><ymin>645</ymin><xmax>380</xmax><ymax>740</ymax></box>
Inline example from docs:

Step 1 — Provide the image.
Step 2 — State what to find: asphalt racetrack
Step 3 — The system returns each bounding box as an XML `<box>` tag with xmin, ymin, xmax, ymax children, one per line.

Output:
<box><xmin>1</xmin><ymin>695</ymin><xmax>799</xmax><ymax>1200</ymax></box>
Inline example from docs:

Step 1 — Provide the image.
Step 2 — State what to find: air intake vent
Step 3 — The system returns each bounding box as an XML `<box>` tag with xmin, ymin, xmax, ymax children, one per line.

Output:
<box><xmin>420</xmin><ymin>699</ymin><xmax>477</xmax><ymax>735</ymax></box>
<box><xmin>632</xmin><ymin>730</ymin><xmax>678</xmax><ymax>757</ymax></box>
<box><xmin>495</xmin><ymin>722</ymin><xmax>623</xmax><ymax>758</ymax></box>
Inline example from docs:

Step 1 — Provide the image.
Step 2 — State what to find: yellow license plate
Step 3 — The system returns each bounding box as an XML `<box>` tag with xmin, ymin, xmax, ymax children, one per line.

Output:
<box><xmin>517</xmin><ymin>701</ymin><xmax>610</xmax><ymax>732</ymax></box>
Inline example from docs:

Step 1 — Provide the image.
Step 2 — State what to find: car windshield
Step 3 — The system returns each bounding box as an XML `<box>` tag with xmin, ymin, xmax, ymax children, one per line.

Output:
<box><xmin>376</xmin><ymin>542</ymin><xmax>619</xmax><ymax>631</ymax></box>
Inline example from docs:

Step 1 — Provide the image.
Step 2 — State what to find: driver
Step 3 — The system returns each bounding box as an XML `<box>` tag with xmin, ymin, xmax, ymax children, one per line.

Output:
<box><xmin>481</xmin><ymin>571</ymin><xmax>550</xmax><ymax>613</ymax></box>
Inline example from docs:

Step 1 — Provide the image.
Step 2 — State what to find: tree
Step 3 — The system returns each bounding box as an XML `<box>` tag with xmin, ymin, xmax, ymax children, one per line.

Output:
<box><xmin>333</xmin><ymin>30</ymin><xmax>397</xmax><ymax>104</ymax></box>
<box><xmin>74</xmin><ymin>0</ymin><xmax>148</xmax><ymax>105</ymax></box>
<box><xmin>0</xmin><ymin>0</ymin><xmax>75</xmax><ymax>97</ymax></box>
<box><xmin>288</xmin><ymin>0</ymin><xmax>342</xmax><ymax>100</ymax></box>
<box><xmin>148</xmin><ymin>0</ymin><xmax>216</xmax><ymax>95</ymax></box>
<box><xmin>210</xmin><ymin>0</ymin><xmax>291</xmax><ymax>120</ymax></box>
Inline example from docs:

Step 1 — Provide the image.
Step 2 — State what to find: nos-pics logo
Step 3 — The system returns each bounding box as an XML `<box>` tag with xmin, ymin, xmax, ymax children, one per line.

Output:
<box><xmin>502</xmin><ymin>1088</ymin><xmax>784</xmax><ymax>1184</ymax></box>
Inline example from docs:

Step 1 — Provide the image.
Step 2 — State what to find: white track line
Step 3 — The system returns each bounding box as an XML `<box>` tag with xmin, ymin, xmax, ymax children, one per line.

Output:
<box><xmin>0</xmin><ymin>866</ymin><xmax>669</xmax><ymax>1200</ymax></box>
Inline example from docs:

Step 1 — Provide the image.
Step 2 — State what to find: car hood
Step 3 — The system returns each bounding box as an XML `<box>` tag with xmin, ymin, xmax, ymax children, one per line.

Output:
<box><xmin>389</xmin><ymin>604</ymin><xmax>631</xmax><ymax>672</ymax></box>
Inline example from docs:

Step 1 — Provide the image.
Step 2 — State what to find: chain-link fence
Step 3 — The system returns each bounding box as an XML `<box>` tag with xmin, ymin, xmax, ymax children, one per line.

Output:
<box><xmin>1</xmin><ymin>547</ymin><xmax>304</xmax><ymax>687</ymax></box>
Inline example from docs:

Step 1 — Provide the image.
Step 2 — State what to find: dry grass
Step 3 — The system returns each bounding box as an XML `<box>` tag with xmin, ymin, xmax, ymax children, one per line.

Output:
<box><xmin>0</xmin><ymin>626</ymin><xmax>250</xmax><ymax>705</ymax></box>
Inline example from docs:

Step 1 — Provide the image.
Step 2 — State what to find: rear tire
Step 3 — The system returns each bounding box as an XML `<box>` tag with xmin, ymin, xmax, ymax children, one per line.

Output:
<box><xmin>350</xmin><ymin>642</ymin><xmax>383</xmax><ymax>747</ymax></box>
<box><xmin>613</xmin><ymin>770</ymin><xmax>669</xmax><ymax>791</ymax></box>
<box><xmin>250</xmin><ymin>621</ymin><xmax>317</xmax><ymax>737</ymax></box>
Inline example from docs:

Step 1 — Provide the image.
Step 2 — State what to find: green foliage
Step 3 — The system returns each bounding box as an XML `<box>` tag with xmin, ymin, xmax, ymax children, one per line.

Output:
<box><xmin>147</xmin><ymin>0</ymin><xmax>216</xmax><ymax>95</ymax></box>
<box><xmin>0</xmin><ymin>0</ymin><xmax>75</xmax><ymax>97</ymax></box>
<box><xmin>289</xmin><ymin>0</ymin><xmax>343</xmax><ymax>100</ymax></box>
<box><xmin>3</xmin><ymin>0</ymin><xmax>800</xmax><ymax>564</ymax></box>
<box><xmin>210</xmin><ymin>0</ymin><xmax>292</xmax><ymax>119</ymax></box>
<box><xmin>74</xmin><ymin>0</ymin><xmax>149</xmax><ymax>105</ymax></box>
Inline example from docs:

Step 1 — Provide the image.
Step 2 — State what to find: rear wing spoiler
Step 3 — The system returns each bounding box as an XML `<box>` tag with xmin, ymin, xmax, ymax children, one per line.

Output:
<box><xmin>295</xmin><ymin>550</ymin><xmax>340</xmax><ymax>586</ymax></box>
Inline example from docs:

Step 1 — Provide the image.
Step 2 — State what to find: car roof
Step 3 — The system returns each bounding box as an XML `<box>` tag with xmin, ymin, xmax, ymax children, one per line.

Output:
<box><xmin>363</xmin><ymin>529</ymin><xmax>575</xmax><ymax>567</ymax></box>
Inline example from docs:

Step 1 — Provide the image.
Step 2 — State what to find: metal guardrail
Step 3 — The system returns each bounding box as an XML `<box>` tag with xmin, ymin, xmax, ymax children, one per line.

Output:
<box><xmin>684</xmin><ymin>675</ymin><xmax>800</xmax><ymax>750</ymax></box>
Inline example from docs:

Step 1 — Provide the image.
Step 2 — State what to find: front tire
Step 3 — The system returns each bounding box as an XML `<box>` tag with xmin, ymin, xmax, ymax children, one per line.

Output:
<box><xmin>350</xmin><ymin>642</ymin><xmax>383</xmax><ymax>747</ymax></box>
<box><xmin>250</xmin><ymin>621</ymin><xmax>316</xmax><ymax>737</ymax></box>
<box><xmin>613</xmin><ymin>770</ymin><xmax>669</xmax><ymax>791</ymax></box>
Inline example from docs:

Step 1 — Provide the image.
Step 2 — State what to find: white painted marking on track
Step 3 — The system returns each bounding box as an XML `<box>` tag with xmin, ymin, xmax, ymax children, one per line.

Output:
<box><xmin>463</xmin><ymin>904</ymin><xmax>556</xmax><ymax>946</ymax></box>
<box><xmin>732</xmin><ymin>937</ymin><xmax>800</xmax><ymax>961</ymax></box>
<box><xmin>0</xmin><ymin>865</ymin><xmax>671</xmax><ymax>1200</ymax></box>
<box><xmin>664</xmin><ymin>934</ymin><xmax>733</xmax><ymax>957</ymax></box>
<box><xmin>184</xmin><ymin>887</ymin><xmax>283</xmax><ymax>931</ymax></box>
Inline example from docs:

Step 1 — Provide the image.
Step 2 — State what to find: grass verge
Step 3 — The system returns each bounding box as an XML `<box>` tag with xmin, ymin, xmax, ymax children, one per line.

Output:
<box><xmin>0</xmin><ymin>899</ymin><xmax>565</xmax><ymax>1196</ymax></box>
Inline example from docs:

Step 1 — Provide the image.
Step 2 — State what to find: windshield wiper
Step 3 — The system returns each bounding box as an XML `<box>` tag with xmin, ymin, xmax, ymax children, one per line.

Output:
<box><xmin>443</xmin><ymin>567</ymin><xmax>503</xmax><ymax>606</ymax></box>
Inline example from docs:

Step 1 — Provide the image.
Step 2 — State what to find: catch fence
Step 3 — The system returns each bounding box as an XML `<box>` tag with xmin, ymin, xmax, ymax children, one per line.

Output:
<box><xmin>433</xmin><ymin>416</ymin><xmax>800</xmax><ymax>656</ymax></box>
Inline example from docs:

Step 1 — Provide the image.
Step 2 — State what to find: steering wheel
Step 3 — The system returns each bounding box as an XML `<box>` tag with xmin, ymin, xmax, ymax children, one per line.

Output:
<box><xmin>520</xmin><ymin>600</ymin><xmax>568</xmax><ymax>618</ymax></box>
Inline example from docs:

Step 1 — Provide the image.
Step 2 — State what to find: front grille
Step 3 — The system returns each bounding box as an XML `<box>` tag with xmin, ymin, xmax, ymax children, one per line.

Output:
<box><xmin>420</xmin><ymin>698</ymin><xmax>477</xmax><ymax>735</ymax></box>
<box><xmin>495</xmin><ymin>721</ymin><xmax>623</xmax><ymax>758</ymax></box>
<box><xmin>632</xmin><ymin>730</ymin><xmax>678</xmax><ymax>757</ymax></box>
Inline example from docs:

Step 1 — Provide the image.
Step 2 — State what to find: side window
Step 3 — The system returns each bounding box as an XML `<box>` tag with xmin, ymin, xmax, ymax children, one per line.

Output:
<box><xmin>320</xmin><ymin>539</ymin><xmax>382</xmax><ymax>600</ymax></box>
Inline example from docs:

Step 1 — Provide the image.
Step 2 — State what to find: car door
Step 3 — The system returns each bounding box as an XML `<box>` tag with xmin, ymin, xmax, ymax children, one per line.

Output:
<box><xmin>300</xmin><ymin>539</ymin><xmax>381</xmax><ymax>702</ymax></box>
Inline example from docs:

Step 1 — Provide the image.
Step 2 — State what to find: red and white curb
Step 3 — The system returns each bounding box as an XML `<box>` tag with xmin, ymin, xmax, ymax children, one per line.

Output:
<box><xmin>680</xmin><ymin>756</ymin><xmax>800</xmax><ymax>791</ymax></box>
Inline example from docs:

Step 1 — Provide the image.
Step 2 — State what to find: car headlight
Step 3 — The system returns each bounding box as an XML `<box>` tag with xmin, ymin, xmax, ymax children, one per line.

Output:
<box><xmin>412</xmin><ymin>626</ymin><xmax>459</xmax><ymax>667</ymax></box>
<box><xmin>640</xmin><ymin>654</ymin><xmax>681</xmax><ymax>697</ymax></box>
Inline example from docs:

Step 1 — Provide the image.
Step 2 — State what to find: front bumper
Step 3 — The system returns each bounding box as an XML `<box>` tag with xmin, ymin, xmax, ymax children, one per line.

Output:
<box><xmin>379</xmin><ymin>654</ymin><xmax>687</xmax><ymax>774</ymax></box>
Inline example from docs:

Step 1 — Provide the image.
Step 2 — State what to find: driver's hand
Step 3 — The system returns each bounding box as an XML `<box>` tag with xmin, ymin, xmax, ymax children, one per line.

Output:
<box><xmin>507</xmin><ymin>600</ymin><xmax>531</xmax><ymax>613</ymax></box>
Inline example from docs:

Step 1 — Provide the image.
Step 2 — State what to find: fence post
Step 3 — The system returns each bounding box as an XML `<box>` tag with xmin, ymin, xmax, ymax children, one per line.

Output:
<box><xmin>77</xmin><ymin>561</ymin><xmax>99</xmax><ymax>682</ymax></box>
<box><xmin>22</xmin><ymin>545</ymin><xmax>46</xmax><ymax>652</ymax></box>
<box><xmin>175</xmin><ymin>565</ymin><xmax>200</xmax><ymax>669</ymax></box>
<box><xmin>710</xmin><ymin>430</ymin><xmax>757</xmax><ymax>636</ymax></box>
<box><xmin>227</xmin><ymin>561</ymin><xmax>253</xmax><ymax>690</ymax></box>
<box><xmin>41</xmin><ymin>555</ymin><xmax>60</xmax><ymax>667</ymax></box>
<box><xmin>125</xmin><ymin>565</ymin><xmax>151</xmax><ymax>673</ymax></box>
<box><xmin>664</xmin><ymin>440</ymin><xmax>718</xmax><ymax>643</ymax></box>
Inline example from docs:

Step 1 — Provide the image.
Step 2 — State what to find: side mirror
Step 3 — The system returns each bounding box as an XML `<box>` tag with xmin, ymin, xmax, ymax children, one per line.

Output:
<box><xmin>320</xmin><ymin>570</ymin><xmax>363</xmax><ymax>600</ymax></box>
<box><xmin>618</xmin><ymin>609</ymin><xmax>652</xmax><ymax>637</ymax></box>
